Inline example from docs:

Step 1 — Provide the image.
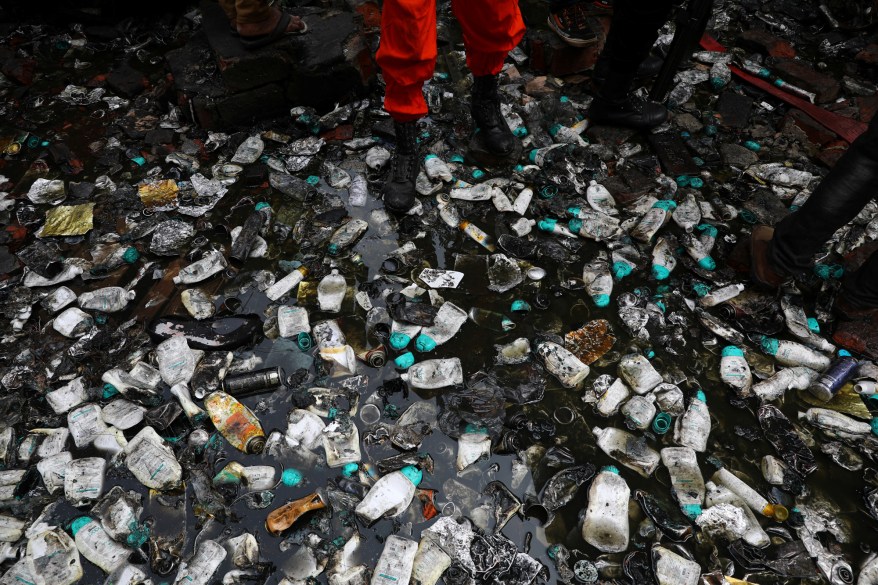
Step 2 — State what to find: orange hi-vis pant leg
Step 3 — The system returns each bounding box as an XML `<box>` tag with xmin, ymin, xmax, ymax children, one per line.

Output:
<box><xmin>376</xmin><ymin>0</ymin><xmax>525</xmax><ymax>122</ymax></box>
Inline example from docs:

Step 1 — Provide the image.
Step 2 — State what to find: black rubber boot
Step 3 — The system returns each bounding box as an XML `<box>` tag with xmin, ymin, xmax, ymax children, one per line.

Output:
<box><xmin>592</xmin><ymin>53</ymin><xmax>664</xmax><ymax>89</ymax></box>
<box><xmin>382</xmin><ymin>120</ymin><xmax>419</xmax><ymax>214</ymax></box>
<box><xmin>471</xmin><ymin>75</ymin><xmax>516</xmax><ymax>156</ymax></box>
<box><xmin>587</xmin><ymin>62</ymin><xmax>668</xmax><ymax>131</ymax></box>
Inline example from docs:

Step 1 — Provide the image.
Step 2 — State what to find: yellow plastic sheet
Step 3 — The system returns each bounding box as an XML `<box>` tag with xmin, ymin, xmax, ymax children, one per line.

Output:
<box><xmin>799</xmin><ymin>382</ymin><xmax>872</xmax><ymax>420</ymax></box>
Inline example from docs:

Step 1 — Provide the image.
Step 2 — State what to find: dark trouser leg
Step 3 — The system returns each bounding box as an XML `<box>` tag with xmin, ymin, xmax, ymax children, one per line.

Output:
<box><xmin>771</xmin><ymin>117</ymin><xmax>878</xmax><ymax>275</ymax></box>
<box><xmin>843</xmin><ymin>252</ymin><xmax>878</xmax><ymax>308</ymax></box>
<box><xmin>595</xmin><ymin>0</ymin><xmax>673</xmax><ymax>99</ymax></box>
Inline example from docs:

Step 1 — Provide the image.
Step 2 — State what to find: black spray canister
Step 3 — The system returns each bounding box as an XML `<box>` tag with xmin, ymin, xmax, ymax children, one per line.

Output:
<box><xmin>222</xmin><ymin>367</ymin><xmax>283</xmax><ymax>396</ymax></box>
<box><xmin>808</xmin><ymin>350</ymin><xmax>858</xmax><ymax>402</ymax></box>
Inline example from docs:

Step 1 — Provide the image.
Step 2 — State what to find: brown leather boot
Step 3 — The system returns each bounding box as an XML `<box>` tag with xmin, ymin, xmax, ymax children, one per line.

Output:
<box><xmin>749</xmin><ymin>225</ymin><xmax>787</xmax><ymax>289</ymax></box>
<box><xmin>265</xmin><ymin>490</ymin><xmax>326</xmax><ymax>535</ymax></box>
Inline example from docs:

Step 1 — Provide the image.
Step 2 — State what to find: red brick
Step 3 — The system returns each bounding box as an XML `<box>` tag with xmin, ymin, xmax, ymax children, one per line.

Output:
<box><xmin>856</xmin><ymin>94</ymin><xmax>878</xmax><ymax>123</ymax></box>
<box><xmin>737</xmin><ymin>29</ymin><xmax>796</xmax><ymax>58</ymax></box>
<box><xmin>782</xmin><ymin>109</ymin><xmax>837</xmax><ymax>147</ymax></box>
<box><xmin>771</xmin><ymin>58</ymin><xmax>839</xmax><ymax>103</ymax></box>
<box><xmin>816</xmin><ymin>139</ymin><xmax>848</xmax><ymax>168</ymax></box>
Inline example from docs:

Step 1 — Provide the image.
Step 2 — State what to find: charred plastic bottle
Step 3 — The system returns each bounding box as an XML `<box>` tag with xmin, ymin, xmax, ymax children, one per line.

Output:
<box><xmin>204</xmin><ymin>391</ymin><xmax>266</xmax><ymax>454</ymax></box>
<box><xmin>230</xmin><ymin>203</ymin><xmax>272</xmax><ymax>262</ymax></box>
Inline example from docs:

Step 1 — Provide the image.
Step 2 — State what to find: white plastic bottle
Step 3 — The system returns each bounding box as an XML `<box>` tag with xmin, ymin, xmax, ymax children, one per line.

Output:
<box><xmin>371</xmin><ymin>535</ymin><xmax>418</xmax><ymax>585</ymax></box>
<box><xmin>265</xmin><ymin>266</ymin><xmax>309</xmax><ymax>301</ymax></box>
<box><xmin>674</xmin><ymin>390</ymin><xmax>710</xmax><ymax>452</ymax></box>
<box><xmin>711</xmin><ymin>465</ymin><xmax>776</xmax><ymax>518</ymax></box>
<box><xmin>424</xmin><ymin>154</ymin><xmax>452</xmax><ymax>182</ymax></box>
<box><xmin>672</xmin><ymin>192</ymin><xmax>701</xmax><ymax>231</ymax></box>
<box><xmin>78</xmin><ymin>286</ymin><xmax>135</xmax><ymax>313</ymax></box>
<box><xmin>415</xmin><ymin>302</ymin><xmax>468</xmax><ymax>352</ymax></box>
<box><xmin>596</xmin><ymin>378</ymin><xmax>630</xmax><ymax>417</ymax></box>
<box><xmin>592</xmin><ymin>426</ymin><xmax>660</xmax><ymax>477</ymax></box>
<box><xmin>704</xmin><ymin>481</ymin><xmax>770</xmax><ymax>547</ymax></box>
<box><xmin>173</xmin><ymin>540</ymin><xmax>227</xmax><ymax>585</ymax></box>
<box><xmin>355</xmin><ymin>466</ymin><xmax>422</xmax><ymax>524</ymax></box>
<box><xmin>651</xmin><ymin>236</ymin><xmax>677</xmax><ymax>280</ymax></box>
<box><xmin>661</xmin><ymin>447</ymin><xmax>705</xmax><ymax>520</ymax></box>
<box><xmin>760</xmin><ymin>336</ymin><xmax>831</xmax><ymax>371</ymax></box>
<box><xmin>404</xmin><ymin>358</ymin><xmax>464</xmax><ymax>389</ymax></box>
<box><xmin>173</xmin><ymin>249</ymin><xmax>227</xmax><ymax>284</ymax></box>
<box><xmin>621</xmin><ymin>393</ymin><xmax>656</xmax><ymax>430</ymax></box>
<box><xmin>156</xmin><ymin>336</ymin><xmax>197</xmax><ymax>386</ymax></box>
<box><xmin>582</xmin><ymin>466</ymin><xmax>630</xmax><ymax>553</ymax></box>
<box><xmin>582</xmin><ymin>251</ymin><xmax>613</xmax><ymax>308</ymax></box>
<box><xmin>618</xmin><ymin>354</ymin><xmax>662</xmax><ymax>394</ymax></box>
<box><xmin>124</xmin><ymin>426</ymin><xmax>183</xmax><ymax>491</ymax></box>
<box><xmin>317</xmin><ymin>269</ymin><xmax>347</xmax><ymax>312</ymax></box>
<box><xmin>631</xmin><ymin>200</ymin><xmax>676</xmax><ymax>242</ymax></box>
<box><xmin>720</xmin><ymin>345</ymin><xmax>752</xmax><ymax>396</ymax></box>
<box><xmin>71</xmin><ymin>516</ymin><xmax>131</xmax><ymax>573</ymax></box>
<box><xmin>410</xmin><ymin>534</ymin><xmax>452</xmax><ymax>585</ymax></box>
<box><xmin>586</xmin><ymin>180</ymin><xmax>618</xmax><ymax>216</ymax></box>
<box><xmin>64</xmin><ymin>457</ymin><xmax>106</xmax><ymax>507</ymax></box>
<box><xmin>536</xmin><ymin>341</ymin><xmax>590</xmax><ymax>388</ymax></box>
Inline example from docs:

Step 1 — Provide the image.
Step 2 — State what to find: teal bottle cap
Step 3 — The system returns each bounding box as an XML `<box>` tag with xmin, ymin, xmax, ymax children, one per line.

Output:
<box><xmin>414</xmin><ymin>334</ymin><xmax>437</xmax><ymax>353</ymax></box>
<box><xmin>425</xmin><ymin>154</ymin><xmax>437</xmax><ymax>161</ymax></box>
<box><xmin>450</xmin><ymin>154</ymin><xmax>465</xmax><ymax>163</ymax></box>
<box><xmin>807</xmin><ymin>318</ymin><xmax>821</xmax><ymax>333</ymax></box>
<box><xmin>697</xmin><ymin>256</ymin><xmax>716</xmax><ymax>270</ymax></box>
<box><xmin>394</xmin><ymin>352</ymin><xmax>415</xmax><ymax>370</ymax></box>
<box><xmin>696</xmin><ymin>224</ymin><xmax>718</xmax><ymax>237</ymax></box>
<box><xmin>513</xmin><ymin>126</ymin><xmax>528</xmax><ymax>137</ymax></box>
<box><xmin>689</xmin><ymin>177</ymin><xmax>704</xmax><ymax>189</ymax></box>
<box><xmin>652</xmin><ymin>264</ymin><xmax>671</xmax><ymax>280</ymax></box>
<box><xmin>341</xmin><ymin>463</ymin><xmax>359</xmax><ymax>478</ymax></box>
<box><xmin>122</xmin><ymin>247</ymin><xmax>140</xmax><ymax>263</ymax></box>
<box><xmin>282</xmin><ymin>468</ymin><xmax>303</xmax><ymax>486</ymax></box>
<box><xmin>653</xmin><ymin>200</ymin><xmax>677</xmax><ymax>211</ymax></box>
<box><xmin>528</xmin><ymin>149</ymin><xmax>539</xmax><ymax>163</ymax></box>
<box><xmin>722</xmin><ymin>345</ymin><xmax>744</xmax><ymax>358</ymax></box>
<box><xmin>568</xmin><ymin>218</ymin><xmax>583</xmax><ymax>233</ymax></box>
<box><xmin>682</xmin><ymin>504</ymin><xmax>703</xmax><ymax>520</ymax></box>
<box><xmin>511</xmin><ymin>299</ymin><xmax>531</xmax><ymax>313</ymax></box>
<box><xmin>389</xmin><ymin>332</ymin><xmax>412</xmax><ymax>351</ymax></box>
<box><xmin>612</xmin><ymin>261</ymin><xmax>633</xmax><ymax>279</ymax></box>
<box><xmin>692</xmin><ymin>282</ymin><xmax>710</xmax><ymax>298</ymax></box>
<box><xmin>102</xmin><ymin>383</ymin><xmax>119</xmax><ymax>399</ymax></box>
<box><xmin>255</xmin><ymin>202</ymin><xmax>271</xmax><ymax>211</ymax></box>
<box><xmin>872</xmin><ymin>418</ymin><xmax>878</xmax><ymax>437</ymax></box>
<box><xmin>538</xmin><ymin>218</ymin><xmax>558</xmax><ymax>232</ymax></box>
<box><xmin>839</xmin><ymin>349</ymin><xmax>852</xmax><ymax>357</ymax></box>
<box><xmin>70</xmin><ymin>516</ymin><xmax>92</xmax><ymax>536</ymax></box>
<box><xmin>327</xmin><ymin>243</ymin><xmax>339</xmax><ymax>255</ymax></box>
<box><xmin>676</xmin><ymin>175</ymin><xmax>690</xmax><ymax>187</ymax></box>
<box><xmin>306</xmin><ymin>175</ymin><xmax>320</xmax><ymax>186</ymax></box>
<box><xmin>652</xmin><ymin>412</ymin><xmax>672</xmax><ymax>434</ymax></box>
<box><xmin>602</xmin><ymin>465</ymin><xmax>619</xmax><ymax>474</ymax></box>
<box><xmin>695</xmin><ymin>390</ymin><xmax>706</xmax><ymax>402</ymax></box>
<box><xmin>297</xmin><ymin>332</ymin><xmax>312</xmax><ymax>351</ymax></box>
<box><xmin>760</xmin><ymin>336</ymin><xmax>779</xmax><ymax>355</ymax></box>
<box><xmin>592</xmin><ymin>294</ymin><xmax>610</xmax><ymax>307</ymax></box>
<box><xmin>567</xmin><ymin>206</ymin><xmax>582</xmax><ymax>216</ymax></box>
<box><xmin>549</xmin><ymin>124</ymin><xmax>562</xmax><ymax>136</ymax></box>
<box><xmin>400</xmin><ymin>465</ymin><xmax>423</xmax><ymax>486</ymax></box>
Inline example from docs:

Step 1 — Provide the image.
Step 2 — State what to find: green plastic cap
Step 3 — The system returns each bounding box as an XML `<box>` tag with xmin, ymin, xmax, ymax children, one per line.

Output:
<box><xmin>696</xmin><ymin>224</ymin><xmax>718</xmax><ymax>238</ymax></box>
<box><xmin>838</xmin><ymin>349</ymin><xmax>852</xmax><ymax>357</ymax></box>
<box><xmin>652</xmin><ymin>264</ymin><xmax>671</xmax><ymax>280</ymax></box>
<box><xmin>592</xmin><ymin>294</ymin><xmax>610</xmax><ymax>307</ymax></box>
<box><xmin>695</xmin><ymin>390</ymin><xmax>706</xmax><ymax>403</ymax></box>
<box><xmin>722</xmin><ymin>345</ymin><xmax>744</xmax><ymax>358</ymax></box>
<box><xmin>682</xmin><ymin>504</ymin><xmax>703</xmax><ymax>520</ymax></box>
<box><xmin>698</xmin><ymin>256</ymin><xmax>716</xmax><ymax>270</ymax></box>
<box><xmin>568</xmin><ymin>218</ymin><xmax>583</xmax><ymax>233</ymax></box>
<box><xmin>297</xmin><ymin>332</ymin><xmax>313</xmax><ymax>351</ymax></box>
<box><xmin>612</xmin><ymin>261</ymin><xmax>633</xmax><ymax>279</ymax></box>
<box><xmin>652</xmin><ymin>412</ymin><xmax>672</xmax><ymax>434</ymax></box>
<box><xmin>601</xmin><ymin>465</ymin><xmax>619</xmax><ymax>475</ymax></box>
<box><xmin>425</xmin><ymin>154</ymin><xmax>437</xmax><ymax>161</ymax></box>
<box><xmin>400</xmin><ymin>465</ymin><xmax>423</xmax><ymax>486</ymax></box>
<box><xmin>653</xmin><ymin>200</ymin><xmax>677</xmax><ymax>211</ymax></box>
<box><xmin>511</xmin><ymin>299</ymin><xmax>531</xmax><ymax>313</ymax></box>
<box><xmin>414</xmin><ymin>334</ymin><xmax>437</xmax><ymax>353</ymax></box>
<box><xmin>691</xmin><ymin>283</ymin><xmax>710</xmax><ymax>298</ymax></box>
<box><xmin>122</xmin><ymin>247</ymin><xmax>140</xmax><ymax>263</ymax></box>
<box><xmin>390</xmin><ymin>332</ymin><xmax>412</xmax><ymax>351</ymax></box>
<box><xmin>760</xmin><ymin>336</ymin><xmax>780</xmax><ymax>356</ymax></box>
<box><xmin>282</xmin><ymin>468</ymin><xmax>303</xmax><ymax>486</ymax></box>
<box><xmin>394</xmin><ymin>352</ymin><xmax>415</xmax><ymax>370</ymax></box>
<box><xmin>341</xmin><ymin>463</ymin><xmax>359</xmax><ymax>478</ymax></box>
<box><xmin>255</xmin><ymin>202</ymin><xmax>271</xmax><ymax>211</ymax></box>
<box><xmin>538</xmin><ymin>218</ymin><xmax>558</xmax><ymax>232</ymax></box>
<box><xmin>807</xmin><ymin>318</ymin><xmax>821</xmax><ymax>333</ymax></box>
<box><xmin>70</xmin><ymin>516</ymin><xmax>92</xmax><ymax>536</ymax></box>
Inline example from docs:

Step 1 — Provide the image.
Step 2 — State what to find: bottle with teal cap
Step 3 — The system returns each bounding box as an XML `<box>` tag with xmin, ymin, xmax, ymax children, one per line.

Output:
<box><xmin>414</xmin><ymin>302</ymin><xmax>467</xmax><ymax>352</ymax></box>
<box><xmin>631</xmin><ymin>199</ymin><xmax>677</xmax><ymax>243</ymax></box>
<box><xmin>611</xmin><ymin>245</ymin><xmax>640</xmax><ymax>280</ymax></box>
<box><xmin>586</xmin><ymin>180</ymin><xmax>618</xmax><ymax>216</ymax></box>
<box><xmin>538</xmin><ymin>217</ymin><xmax>578</xmax><ymax>238</ymax></box>
<box><xmin>661</xmin><ymin>447</ymin><xmax>704</xmax><ymax>520</ymax></box>
<box><xmin>71</xmin><ymin>515</ymin><xmax>131</xmax><ymax>573</ymax></box>
<box><xmin>758</xmin><ymin>335</ymin><xmax>831</xmax><ymax>371</ymax></box>
<box><xmin>230</xmin><ymin>202</ymin><xmax>272</xmax><ymax>262</ymax></box>
<box><xmin>389</xmin><ymin>320</ymin><xmax>422</xmax><ymax>351</ymax></box>
<box><xmin>651</xmin><ymin>236</ymin><xmax>677</xmax><ymax>281</ymax></box>
<box><xmin>695</xmin><ymin>223</ymin><xmax>718</xmax><ymax>254</ymax></box>
<box><xmin>354</xmin><ymin>465</ymin><xmax>423</xmax><ymax>524</ymax></box>
<box><xmin>698</xmin><ymin>282</ymin><xmax>744</xmax><ymax>307</ymax></box>
<box><xmin>680</xmin><ymin>232</ymin><xmax>716</xmax><ymax>271</ymax></box>
<box><xmin>582</xmin><ymin>466</ymin><xmax>630</xmax><ymax>553</ymax></box>
<box><xmin>566</xmin><ymin>207</ymin><xmax>623</xmax><ymax>241</ymax></box>
<box><xmin>457</xmin><ymin>425</ymin><xmax>491</xmax><ymax>471</ymax></box>
<box><xmin>674</xmin><ymin>390</ymin><xmax>710</xmax><ymax>452</ymax></box>
<box><xmin>582</xmin><ymin>251</ymin><xmax>613</xmax><ymax>308</ymax></box>
<box><xmin>327</xmin><ymin>218</ymin><xmax>368</xmax><ymax>256</ymax></box>
<box><xmin>424</xmin><ymin>153</ymin><xmax>452</xmax><ymax>182</ymax></box>
<box><xmin>720</xmin><ymin>345</ymin><xmax>752</xmax><ymax>396</ymax></box>
<box><xmin>621</xmin><ymin>393</ymin><xmax>656</xmax><ymax>430</ymax></box>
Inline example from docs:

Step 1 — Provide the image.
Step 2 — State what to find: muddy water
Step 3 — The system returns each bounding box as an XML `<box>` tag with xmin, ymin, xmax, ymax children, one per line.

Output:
<box><xmin>2</xmin><ymin>16</ymin><xmax>877</xmax><ymax>585</ymax></box>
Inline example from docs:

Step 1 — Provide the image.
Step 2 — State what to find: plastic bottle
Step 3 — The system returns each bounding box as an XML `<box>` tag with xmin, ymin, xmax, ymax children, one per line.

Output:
<box><xmin>808</xmin><ymin>350</ymin><xmax>858</xmax><ymax>402</ymax></box>
<box><xmin>592</xmin><ymin>426</ymin><xmax>660</xmax><ymax>477</ymax></box>
<box><xmin>538</xmin><ymin>217</ymin><xmax>578</xmax><ymax>238</ymax></box>
<box><xmin>699</xmin><ymin>283</ymin><xmax>745</xmax><ymax>307</ymax></box>
<box><xmin>651</xmin><ymin>236</ymin><xmax>677</xmax><ymax>280</ymax></box>
<box><xmin>170</xmin><ymin>383</ymin><xmax>207</xmax><ymax>425</ymax></box>
<box><xmin>703</xmin><ymin>482</ymin><xmax>770</xmax><ymax>547</ymax></box>
<box><xmin>265</xmin><ymin>265</ymin><xmax>309</xmax><ymax>301</ymax></box>
<box><xmin>64</xmin><ymin>457</ymin><xmax>106</xmax><ymax>507</ymax></box>
<box><xmin>582</xmin><ymin>466</ymin><xmax>630</xmax><ymax>553</ymax></box>
<box><xmin>652</xmin><ymin>545</ymin><xmax>702</xmax><ymax>585</ymax></box>
<box><xmin>566</xmin><ymin>209</ymin><xmax>623</xmax><ymax>241</ymax></box>
<box><xmin>124</xmin><ymin>426</ymin><xmax>183</xmax><ymax>490</ymax></box>
<box><xmin>753</xmin><ymin>366</ymin><xmax>818</xmax><ymax>401</ymax></box>
<box><xmin>277</xmin><ymin>305</ymin><xmax>311</xmax><ymax>342</ymax></box>
<box><xmin>458</xmin><ymin>219</ymin><xmax>497</xmax><ymax>252</ymax></box>
<box><xmin>720</xmin><ymin>346</ymin><xmax>752</xmax><ymax>396</ymax></box>
<box><xmin>204</xmin><ymin>391</ymin><xmax>266</xmax><ymax>454</ymax></box>
<box><xmin>71</xmin><ymin>516</ymin><xmax>130</xmax><ymax>573</ymax></box>
<box><xmin>586</xmin><ymin>180</ymin><xmax>618</xmax><ymax>216</ymax></box>
<box><xmin>582</xmin><ymin>252</ymin><xmax>613</xmax><ymax>307</ymax></box>
<box><xmin>710</xmin><ymin>60</ymin><xmax>732</xmax><ymax>89</ymax></box>
<box><xmin>403</xmin><ymin>358</ymin><xmax>464</xmax><ymax>389</ymax></box>
<box><xmin>661</xmin><ymin>447</ymin><xmax>705</xmax><ymax>519</ymax></box>
<box><xmin>457</xmin><ymin>427</ymin><xmax>491</xmax><ymax>471</ymax></box>
<box><xmin>536</xmin><ymin>341</ymin><xmax>590</xmax><ymax>388</ymax></box>
<box><xmin>78</xmin><ymin>286</ymin><xmax>135</xmax><ymax>313</ymax></box>
<box><xmin>631</xmin><ymin>200</ymin><xmax>677</xmax><ymax>243</ymax></box>
<box><xmin>618</xmin><ymin>354</ymin><xmax>662</xmax><ymax>394</ymax></box>
<box><xmin>230</xmin><ymin>204</ymin><xmax>272</xmax><ymax>262</ymax></box>
<box><xmin>410</xmin><ymin>534</ymin><xmax>452</xmax><ymax>585</ymax></box>
<box><xmin>25</xmin><ymin>529</ymin><xmax>83</xmax><ymax>585</ymax></box>
<box><xmin>231</xmin><ymin>135</ymin><xmax>264</xmax><ymax>164</ymax></box>
<box><xmin>173</xmin><ymin>540</ymin><xmax>227</xmax><ymax>585</ymax></box>
<box><xmin>173</xmin><ymin>249</ymin><xmax>227</xmax><ymax>284</ymax></box>
<box><xmin>799</xmin><ymin>407</ymin><xmax>875</xmax><ymax>438</ymax></box>
<box><xmin>317</xmin><ymin>269</ymin><xmax>347</xmax><ymax>313</ymax></box>
<box><xmin>424</xmin><ymin>154</ymin><xmax>452</xmax><ymax>182</ymax></box>
<box><xmin>759</xmin><ymin>336</ymin><xmax>831</xmax><ymax>371</ymax></box>
<box><xmin>53</xmin><ymin>307</ymin><xmax>94</xmax><ymax>338</ymax></box>
<box><xmin>355</xmin><ymin>466</ymin><xmax>422</xmax><ymax>524</ymax></box>
<box><xmin>611</xmin><ymin>245</ymin><xmax>640</xmax><ymax>280</ymax></box>
<box><xmin>672</xmin><ymin>193</ymin><xmax>701</xmax><ymax>232</ymax></box>
<box><xmin>322</xmin><ymin>415</ymin><xmax>361</xmax><ymax>468</ymax></box>
<box><xmin>328</xmin><ymin>219</ymin><xmax>368</xmax><ymax>256</ymax></box>
<box><xmin>512</xmin><ymin>187</ymin><xmax>533</xmax><ymax>215</ymax></box>
<box><xmin>371</xmin><ymin>535</ymin><xmax>418</xmax><ymax>585</ymax></box>
<box><xmin>415</xmin><ymin>302</ymin><xmax>467</xmax><ymax>352</ymax></box>
<box><xmin>621</xmin><ymin>393</ymin><xmax>656</xmax><ymax>430</ymax></box>
<box><xmin>596</xmin><ymin>378</ymin><xmax>630</xmax><ymax>417</ymax></box>
<box><xmin>155</xmin><ymin>335</ymin><xmax>197</xmax><ymax>386</ymax></box>
<box><xmin>674</xmin><ymin>390</ymin><xmax>710</xmax><ymax>452</ymax></box>
<box><xmin>680</xmin><ymin>232</ymin><xmax>715</xmax><ymax>270</ymax></box>
<box><xmin>67</xmin><ymin>403</ymin><xmax>108</xmax><ymax>449</ymax></box>
<box><xmin>711</xmin><ymin>464</ymin><xmax>781</xmax><ymax>519</ymax></box>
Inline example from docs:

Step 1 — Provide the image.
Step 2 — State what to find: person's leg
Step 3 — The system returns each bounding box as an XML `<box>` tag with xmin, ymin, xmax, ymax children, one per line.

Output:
<box><xmin>452</xmin><ymin>0</ymin><xmax>525</xmax><ymax>157</ymax></box>
<box><xmin>587</xmin><ymin>0</ymin><xmax>674</xmax><ymax>129</ymax></box>
<box><xmin>842</xmin><ymin>252</ymin><xmax>878</xmax><ymax>310</ymax></box>
<box><xmin>376</xmin><ymin>0</ymin><xmax>438</xmax><ymax>213</ymax></box>
<box><xmin>218</xmin><ymin>0</ymin><xmax>236</xmax><ymax>24</ymax></box>
<box><xmin>769</xmin><ymin>117</ymin><xmax>878</xmax><ymax>276</ymax></box>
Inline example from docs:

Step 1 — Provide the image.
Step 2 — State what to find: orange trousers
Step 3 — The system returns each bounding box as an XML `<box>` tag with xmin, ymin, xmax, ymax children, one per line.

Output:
<box><xmin>376</xmin><ymin>0</ymin><xmax>526</xmax><ymax>122</ymax></box>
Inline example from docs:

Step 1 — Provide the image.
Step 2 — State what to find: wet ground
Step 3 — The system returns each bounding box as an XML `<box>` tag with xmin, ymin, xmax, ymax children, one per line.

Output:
<box><xmin>2</xmin><ymin>2</ymin><xmax>878</xmax><ymax>585</ymax></box>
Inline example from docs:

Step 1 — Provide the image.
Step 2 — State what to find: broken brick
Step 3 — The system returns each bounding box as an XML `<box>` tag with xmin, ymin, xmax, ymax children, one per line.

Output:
<box><xmin>781</xmin><ymin>109</ymin><xmax>838</xmax><ymax>147</ymax></box>
<box><xmin>856</xmin><ymin>44</ymin><xmax>878</xmax><ymax>65</ymax></box>
<box><xmin>737</xmin><ymin>29</ymin><xmax>796</xmax><ymax>59</ymax></box>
